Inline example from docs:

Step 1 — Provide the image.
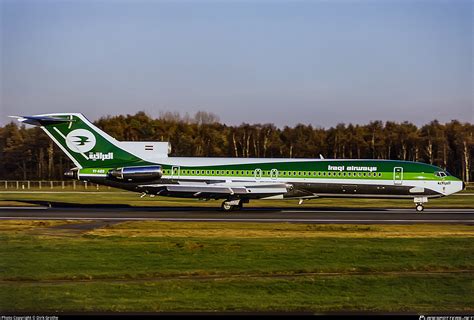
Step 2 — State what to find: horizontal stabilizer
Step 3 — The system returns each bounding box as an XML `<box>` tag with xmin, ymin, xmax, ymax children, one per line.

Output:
<box><xmin>10</xmin><ymin>115</ymin><xmax>74</xmax><ymax>126</ymax></box>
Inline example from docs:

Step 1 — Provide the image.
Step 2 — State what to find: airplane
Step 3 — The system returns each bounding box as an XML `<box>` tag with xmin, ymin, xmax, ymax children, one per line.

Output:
<box><xmin>11</xmin><ymin>113</ymin><xmax>465</xmax><ymax>212</ymax></box>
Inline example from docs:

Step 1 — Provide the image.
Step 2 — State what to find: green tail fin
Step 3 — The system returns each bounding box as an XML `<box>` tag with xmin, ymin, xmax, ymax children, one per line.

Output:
<box><xmin>14</xmin><ymin>113</ymin><xmax>144</xmax><ymax>168</ymax></box>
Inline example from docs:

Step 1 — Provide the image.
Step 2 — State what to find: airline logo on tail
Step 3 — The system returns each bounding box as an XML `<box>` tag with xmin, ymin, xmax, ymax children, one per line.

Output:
<box><xmin>65</xmin><ymin>129</ymin><xmax>114</xmax><ymax>161</ymax></box>
<box><xmin>66</xmin><ymin>129</ymin><xmax>96</xmax><ymax>153</ymax></box>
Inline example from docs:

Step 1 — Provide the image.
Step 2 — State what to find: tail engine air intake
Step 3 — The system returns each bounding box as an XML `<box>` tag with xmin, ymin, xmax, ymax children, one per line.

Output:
<box><xmin>64</xmin><ymin>169</ymin><xmax>79</xmax><ymax>179</ymax></box>
<box><xmin>108</xmin><ymin>165</ymin><xmax>162</xmax><ymax>182</ymax></box>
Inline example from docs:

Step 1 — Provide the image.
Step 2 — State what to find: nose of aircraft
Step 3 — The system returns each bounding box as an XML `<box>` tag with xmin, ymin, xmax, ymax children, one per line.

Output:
<box><xmin>444</xmin><ymin>179</ymin><xmax>465</xmax><ymax>196</ymax></box>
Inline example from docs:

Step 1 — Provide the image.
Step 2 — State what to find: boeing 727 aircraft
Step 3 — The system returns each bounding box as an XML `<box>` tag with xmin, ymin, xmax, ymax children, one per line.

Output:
<box><xmin>12</xmin><ymin>113</ymin><xmax>464</xmax><ymax>212</ymax></box>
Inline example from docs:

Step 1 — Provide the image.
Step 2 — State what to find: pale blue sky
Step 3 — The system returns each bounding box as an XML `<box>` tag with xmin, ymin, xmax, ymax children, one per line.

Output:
<box><xmin>1</xmin><ymin>0</ymin><xmax>472</xmax><ymax>127</ymax></box>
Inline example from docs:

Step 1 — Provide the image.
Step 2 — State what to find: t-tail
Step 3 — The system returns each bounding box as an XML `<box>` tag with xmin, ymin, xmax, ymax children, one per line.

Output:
<box><xmin>11</xmin><ymin>113</ymin><xmax>146</xmax><ymax>168</ymax></box>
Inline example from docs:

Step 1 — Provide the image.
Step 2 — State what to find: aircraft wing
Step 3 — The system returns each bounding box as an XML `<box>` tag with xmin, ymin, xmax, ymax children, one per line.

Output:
<box><xmin>138</xmin><ymin>182</ymin><xmax>291</xmax><ymax>198</ymax></box>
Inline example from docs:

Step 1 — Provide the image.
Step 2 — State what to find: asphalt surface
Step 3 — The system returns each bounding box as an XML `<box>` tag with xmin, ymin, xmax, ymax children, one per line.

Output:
<box><xmin>0</xmin><ymin>206</ymin><xmax>473</xmax><ymax>224</ymax></box>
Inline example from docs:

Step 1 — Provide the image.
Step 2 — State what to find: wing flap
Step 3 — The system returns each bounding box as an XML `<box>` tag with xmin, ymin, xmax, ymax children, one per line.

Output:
<box><xmin>139</xmin><ymin>182</ymin><xmax>290</xmax><ymax>197</ymax></box>
<box><xmin>166</xmin><ymin>185</ymin><xmax>247</xmax><ymax>194</ymax></box>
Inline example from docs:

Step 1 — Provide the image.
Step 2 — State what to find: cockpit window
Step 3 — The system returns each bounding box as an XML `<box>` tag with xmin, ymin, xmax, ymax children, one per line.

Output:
<box><xmin>435</xmin><ymin>171</ymin><xmax>447</xmax><ymax>178</ymax></box>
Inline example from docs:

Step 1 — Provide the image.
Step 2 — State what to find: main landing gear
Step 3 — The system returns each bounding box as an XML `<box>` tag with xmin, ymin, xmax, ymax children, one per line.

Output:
<box><xmin>221</xmin><ymin>199</ymin><xmax>244</xmax><ymax>212</ymax></box>
<box><xmin>414</xmin><ymin>197</ymin><xmax>428</xmax><ymax>213</ymax></box>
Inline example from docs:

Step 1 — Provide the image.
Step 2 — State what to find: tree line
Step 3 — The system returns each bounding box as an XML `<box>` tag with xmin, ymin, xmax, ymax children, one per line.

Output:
<box><xmin>0</xmin><ymin>111</ymin><xmax>472</xmax><ymax>182</ymax></box>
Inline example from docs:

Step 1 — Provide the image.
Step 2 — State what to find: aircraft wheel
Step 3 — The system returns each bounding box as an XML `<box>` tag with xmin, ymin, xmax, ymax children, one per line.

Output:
<box><xmin>221</xmin><ymin>201</ymin><xmax>233</xmax><ymax>212</ymax></box>
<box><xmin>415</xmin><ymin>204</ymin><xmax>424</xmax><ymax>212</ymax></box>
<box><xmin>221</xmin><ymin>200</ymin><xmax>243</xmax><ymax>212</ymax></box>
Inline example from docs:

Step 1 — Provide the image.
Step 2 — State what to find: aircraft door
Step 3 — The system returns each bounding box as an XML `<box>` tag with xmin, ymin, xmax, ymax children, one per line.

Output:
<box><xmin>393</xmin><ymin>167</ymin><xmax>403</xmax><ymax>185</ymax></box>
<box><xmin>254</xmin><ymin>168</ymin><xmax>262</xmax><ymax>181</ymax></box>
<box><xmin>171</xmin><ymin>166</ymin><xmax>180</xmax><ymax>180</ymax></box>
<box><xmin>270</xmin><ymin>169</ymin><xmax>278</xmax><ymax>180</ymax></box>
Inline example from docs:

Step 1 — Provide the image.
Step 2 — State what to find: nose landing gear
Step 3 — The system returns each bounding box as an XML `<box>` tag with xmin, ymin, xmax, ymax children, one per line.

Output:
<box><xmin>414</xmin><ymin>197</ymin><xmax>428</xmax><ymax>213</ymax></box>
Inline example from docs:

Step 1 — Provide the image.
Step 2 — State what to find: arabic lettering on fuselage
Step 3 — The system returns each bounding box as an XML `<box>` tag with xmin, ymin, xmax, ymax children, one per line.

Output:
<box><xmin>88</xmin><ymin>152</ymin><xmax>114</xmax><ymax>161</ymax></box>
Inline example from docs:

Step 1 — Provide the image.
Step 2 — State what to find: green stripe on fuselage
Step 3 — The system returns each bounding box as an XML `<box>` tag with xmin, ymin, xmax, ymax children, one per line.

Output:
<box><xmin>79</xmin><ymin>159</ymin><xmax>455</xmax><ymax>182</ymax></box>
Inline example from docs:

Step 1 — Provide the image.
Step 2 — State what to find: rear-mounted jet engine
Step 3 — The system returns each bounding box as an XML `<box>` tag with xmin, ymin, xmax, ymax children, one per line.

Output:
<box><xmin>108</xmin><ymin>165</ymin><xmax>162</xmax><ymax>182</ymax></box>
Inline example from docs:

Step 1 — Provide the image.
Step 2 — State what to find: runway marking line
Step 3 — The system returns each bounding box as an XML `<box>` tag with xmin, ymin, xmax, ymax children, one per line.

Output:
<box><xmin>0</xmin><ymin>217</ymin><xmax>473</xmax><ymax>223</ymax></box>
<box><xmin>0</xmin><ymin>206</ymin><xmax>48</xmax><ymax>210</ymax></box>
<box><xmin>1</xmin><ymin>207</ymin><xmax>473</xmax><ymax>213</ymax></box>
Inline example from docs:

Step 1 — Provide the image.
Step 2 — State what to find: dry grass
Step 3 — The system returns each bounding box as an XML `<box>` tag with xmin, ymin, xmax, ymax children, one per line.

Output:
<box><xmin>86</xmin><ymin>221</ymin><xmax>474</xmax><ymax>238</ymax></box>
<box><xmin>0</xmin><ymin>220</ymin><xmax>83</xmax><ymax>232</ymax></box>
<box><xmin>1</xmin><ymin>219</ymin><xmax>473</xmax><ymax>238</ymax></box>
